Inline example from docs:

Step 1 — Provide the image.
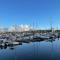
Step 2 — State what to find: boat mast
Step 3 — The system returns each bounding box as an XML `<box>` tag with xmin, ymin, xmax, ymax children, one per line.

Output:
<box><xmin>49</xmin><ymin>17</ymin><xmax>53</xmax><ymax>32</ymax></box>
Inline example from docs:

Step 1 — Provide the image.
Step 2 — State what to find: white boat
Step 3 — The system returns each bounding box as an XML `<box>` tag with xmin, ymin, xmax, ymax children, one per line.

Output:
<box><xmin>9</xmin><ymin>41</ymin><xmax>19</xmax><ymax>45</ymax></box>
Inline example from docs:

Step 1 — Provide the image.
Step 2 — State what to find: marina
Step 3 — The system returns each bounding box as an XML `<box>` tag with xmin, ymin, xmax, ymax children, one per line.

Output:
<box><xmin>0</xmin><ymin>35</ymin><xmax>60</xmax><ymax>60</ymax></box>
<box><xmin>0</xmin><ymin>0</ymin><xmax>60</xmax><ymax>60</ymax></box>
<box><xmin>0</xmin><ymin>31</ymin><xmax>60</xmax><ymax>47</ymax></box>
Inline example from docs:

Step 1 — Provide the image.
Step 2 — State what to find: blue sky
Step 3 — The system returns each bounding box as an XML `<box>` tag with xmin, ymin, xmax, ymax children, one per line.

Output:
<box><xmin>0</xmin><ymin>0</ymin><xmax>60</xmax><ymax>28</ymax></box>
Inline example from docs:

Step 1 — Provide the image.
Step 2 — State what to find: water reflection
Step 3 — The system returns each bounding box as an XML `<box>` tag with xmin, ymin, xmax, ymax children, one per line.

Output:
<box><xmin>0</xmin><ymin>39</ymin><xmax>60</xmax><ymax>60</ymax></box>
<box><xmin>0</xmin><ymin>45</ymin><xmax>7</xmax><ymax>49</ymax></box>
<box><xmin>0</xmin><ymin>38</ymin><xmax>56</xmax><ymax>49</ymax></box>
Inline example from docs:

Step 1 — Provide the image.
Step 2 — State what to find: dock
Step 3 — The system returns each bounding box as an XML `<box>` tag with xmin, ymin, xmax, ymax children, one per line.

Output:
<box><xmin>0</xmin><ymin>31</ymin><xmax>60</xmax><ymax>47</ymax></box>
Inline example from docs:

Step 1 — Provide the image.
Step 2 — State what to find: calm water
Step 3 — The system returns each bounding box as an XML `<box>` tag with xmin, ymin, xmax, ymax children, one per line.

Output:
<box><xmin>0</xmin><ymin>39</ymin><xmax>60</xmax><ymax>60</ymax></box>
